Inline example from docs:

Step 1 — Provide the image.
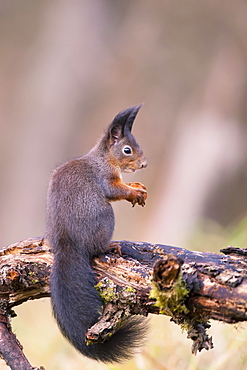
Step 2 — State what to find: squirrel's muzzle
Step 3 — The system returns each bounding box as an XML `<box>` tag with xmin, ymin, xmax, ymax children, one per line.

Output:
<box><xmin>141</xmin><ymin>159</ymin><xmax>147</xmax><ymax>169</ymax></box>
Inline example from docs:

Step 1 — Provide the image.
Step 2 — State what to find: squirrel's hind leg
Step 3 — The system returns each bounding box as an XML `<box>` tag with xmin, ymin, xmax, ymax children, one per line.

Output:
<box><xmin>107</xmin><ymin>241</ymin><xmax>122</xmax><ymax>256</ymax></box>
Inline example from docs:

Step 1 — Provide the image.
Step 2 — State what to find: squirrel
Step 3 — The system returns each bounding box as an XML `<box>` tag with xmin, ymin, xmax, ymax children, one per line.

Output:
<box><xmin>46</xmin><ymin>105</ymin><xmax>148</xmax><ymax>363</ymax></box>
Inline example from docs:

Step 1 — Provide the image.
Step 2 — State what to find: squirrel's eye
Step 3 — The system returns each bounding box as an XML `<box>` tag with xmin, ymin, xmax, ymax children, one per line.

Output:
<box><xmin>122</xmin><ymin>145</ymin><xmax>132</xmax><ymax>155</ymax></box>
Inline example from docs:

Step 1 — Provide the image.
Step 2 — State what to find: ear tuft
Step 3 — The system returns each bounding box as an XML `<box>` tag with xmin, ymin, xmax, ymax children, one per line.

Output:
<box><xmin>109</xmin><ymin>104</ymin><xmax>143</xmax><ymax>145</ymax></box>
<box><xmin>124</xmin><ymin>104</ymin><xmax>143</xmax><ymax>134</ymax></box>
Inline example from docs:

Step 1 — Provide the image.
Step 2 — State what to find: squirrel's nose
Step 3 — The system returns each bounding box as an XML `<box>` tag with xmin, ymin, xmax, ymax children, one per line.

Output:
<box><xmin>141</xmin><ymin>159</ymin><xmax>147</xmax><ymax>169</ymax></box>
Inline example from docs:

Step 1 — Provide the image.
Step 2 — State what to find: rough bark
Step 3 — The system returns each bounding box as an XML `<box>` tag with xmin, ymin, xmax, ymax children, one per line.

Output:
<box><xmin>0</xmin><ymin>237</ymin><xmax>247</xmax><ymax>368</ymax></box>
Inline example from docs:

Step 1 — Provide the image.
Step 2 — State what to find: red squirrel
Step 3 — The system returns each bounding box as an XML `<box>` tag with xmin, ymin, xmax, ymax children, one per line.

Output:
<box><xmin>46</xmin><ymin>105</ymin><xmax>148</xmax><ymax>362</ymax></box>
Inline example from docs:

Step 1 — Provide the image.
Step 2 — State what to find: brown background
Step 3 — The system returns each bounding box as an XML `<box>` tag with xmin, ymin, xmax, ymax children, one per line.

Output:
<box><xmin>0</xmin><ymin>1</ymin><xmax>247</xmax><ymax>369</ymax></box>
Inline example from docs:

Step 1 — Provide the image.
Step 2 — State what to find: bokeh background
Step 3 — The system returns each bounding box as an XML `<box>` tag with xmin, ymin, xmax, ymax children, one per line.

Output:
<box><xmin>1</xmin><ymin>1</ymin><xmax>247</xmax><ymax>369</ymax></box>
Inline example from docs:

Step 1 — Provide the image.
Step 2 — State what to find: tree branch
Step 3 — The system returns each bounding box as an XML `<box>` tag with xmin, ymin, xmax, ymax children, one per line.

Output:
<box><xmin>0</xmin><ymin>237</ymin><xmax>247</xmax><ymax>368</ymax></box>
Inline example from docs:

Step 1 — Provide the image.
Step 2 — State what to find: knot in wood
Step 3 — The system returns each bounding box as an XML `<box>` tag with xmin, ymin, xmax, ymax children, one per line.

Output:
<box><xmin>153</xmin><ymin>254</ymin><xmax>183</xmax><ymax>290</ymax></box>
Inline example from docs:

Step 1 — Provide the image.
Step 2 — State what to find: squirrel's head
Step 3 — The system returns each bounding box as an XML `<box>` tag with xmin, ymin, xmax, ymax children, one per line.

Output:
<box><xmin>106</xmin><ymin>105</ymin><xmax>147</xmax><ymax>173</ymax></box>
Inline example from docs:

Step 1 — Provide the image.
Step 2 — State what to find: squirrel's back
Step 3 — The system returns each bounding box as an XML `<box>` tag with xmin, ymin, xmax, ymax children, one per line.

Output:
<box><xmin>47</xmin><ymin>156</ymin><xmax>115</xmax><ymax>257</ymax></box>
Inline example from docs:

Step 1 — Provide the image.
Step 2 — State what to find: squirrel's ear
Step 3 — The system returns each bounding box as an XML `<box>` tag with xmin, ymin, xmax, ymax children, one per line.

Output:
<box><xmin>109</xmin><ymin>104</ymin><xmax>143</xmax><ymax>144</ymax></box>
<box><xmin>123</xmin><ymin>104</ymin><xmax>143</xmax><ymax>135</ymax></box>
<box><xmin>109</xmin><ymin>124</ymin><xmax>122</xmax><ymax>145</ymax></box>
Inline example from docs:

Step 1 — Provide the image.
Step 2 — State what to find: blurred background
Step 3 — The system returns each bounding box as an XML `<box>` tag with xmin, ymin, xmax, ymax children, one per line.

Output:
<box><xmin>0</xmin><ymin>0</ymin><xmax>247</xmax><ymax>369</ymax></box>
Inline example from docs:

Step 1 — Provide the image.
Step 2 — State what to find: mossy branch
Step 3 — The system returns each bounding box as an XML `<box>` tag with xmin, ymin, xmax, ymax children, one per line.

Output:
<box><xmin>0</xmin><ymin>237</ymin><xmax>247</xmax><ymax>368</ymax></box>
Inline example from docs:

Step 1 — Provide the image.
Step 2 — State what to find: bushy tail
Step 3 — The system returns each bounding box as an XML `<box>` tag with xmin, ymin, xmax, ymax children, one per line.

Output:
<box><xmin>50</xmin><ymin>252</ymin><xmax>148</xmax><ymax>363</ymax></box>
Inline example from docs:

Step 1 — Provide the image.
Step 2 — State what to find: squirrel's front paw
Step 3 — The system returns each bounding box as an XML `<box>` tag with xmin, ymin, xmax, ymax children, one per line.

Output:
<box><xmin>126</xmin><ymin>182</ymin><xmax>147</xmax><ymax>192</ymax></box>
<box><xmin>127</xmin><ymin>183</ymin><xmax>147</xmax><ymax>207</ymax></box>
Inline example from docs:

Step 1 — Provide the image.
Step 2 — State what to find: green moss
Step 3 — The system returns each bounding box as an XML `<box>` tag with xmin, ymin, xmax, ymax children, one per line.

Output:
<box><xmin>125</xmin><ymin>286</ymin><xmax>135</xmax><ymax>293</ymax></box>
<box><xmin>149</xmin><ymin>273</ymin><xmax>189</xmax><ymax>316</ymax></box>
<box><xmin>95</xmin><ymin>278</ymin><xmax>137</xmax><ymax>306</ymax></box>
<box><xmin>150</xmin><ymin>273</ymin><xmax>213</xmax><ymax>353</ymax></box>
<box><xmin>95</xmin><ymin>279</ymin><xmax>117</xmax><ymax>304</ymax></box>
<box><xmin>31</xmin><ymin>279</ymin><xmax>39</xmax><ymax>284</ymax></box>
